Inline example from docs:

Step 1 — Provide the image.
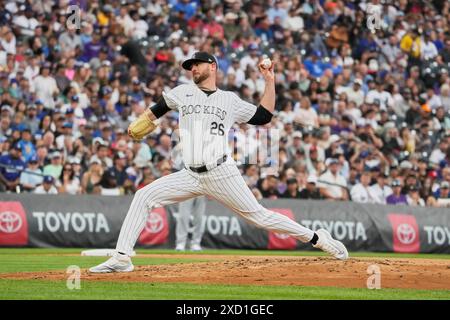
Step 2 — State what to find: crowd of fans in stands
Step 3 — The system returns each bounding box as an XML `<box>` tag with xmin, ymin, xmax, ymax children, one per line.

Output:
<box><xmin>0</xmin><ymin>0</ymin><xmax>449</xmax><ymax>208</ymax></box>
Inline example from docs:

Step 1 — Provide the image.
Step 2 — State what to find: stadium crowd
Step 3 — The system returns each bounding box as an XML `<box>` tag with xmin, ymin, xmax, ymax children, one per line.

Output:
<box><xmin>0</xmin><ymin>0</ymin><xmax>449</xmax><ymax>208</ymax></box>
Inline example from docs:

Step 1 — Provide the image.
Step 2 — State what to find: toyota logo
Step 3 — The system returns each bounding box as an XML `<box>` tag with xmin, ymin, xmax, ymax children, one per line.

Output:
<box><xmin>144</xmin><ymin>211</ymin><xmax>164</xmax><ymax>234</ymax></box>
<box><xmin>397</xmin><ymin>223</ymin><xmax>416</xmax><ymax>245</ymax></box>
<box><xmin>0</xmin><ymin>211</ymin><xmax>23</xmax><ymax>234</ymax></box>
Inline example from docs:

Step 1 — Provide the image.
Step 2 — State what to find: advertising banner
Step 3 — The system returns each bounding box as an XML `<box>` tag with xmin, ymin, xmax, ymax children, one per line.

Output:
<box><xmin>0</xmin><ymin>194</ymin><xmax>449</xmax><ymax>253</ymax></box>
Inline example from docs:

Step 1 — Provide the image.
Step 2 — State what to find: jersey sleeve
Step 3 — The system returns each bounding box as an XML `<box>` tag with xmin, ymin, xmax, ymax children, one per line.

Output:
<box><xmin>162</xmin><ymin>85</ymin><xmax>186</xmax><ymax>111</ymax></box>
<box><xmin>232</xmin><ymin>93</ymin><xmax>258</xmax><ymax>124</ymax></box>
<box><xmin>150</xmin><ymin>96</ymin><xmax>171</xmax><ymax>118</ymax></box>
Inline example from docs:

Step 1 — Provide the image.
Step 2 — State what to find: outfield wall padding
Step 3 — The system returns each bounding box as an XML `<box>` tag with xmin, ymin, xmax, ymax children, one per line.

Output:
<box><xmin>0</xmin><ymin>194</ymin><xmax>449</xmax><ymax>253</ymax></box>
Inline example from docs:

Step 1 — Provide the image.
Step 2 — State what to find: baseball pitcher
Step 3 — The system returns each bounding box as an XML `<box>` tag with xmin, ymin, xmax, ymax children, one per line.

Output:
<box><xmin>90</xmin><ymin>52</ymin><xmax>348</xmax><ymax>273</ymax></box>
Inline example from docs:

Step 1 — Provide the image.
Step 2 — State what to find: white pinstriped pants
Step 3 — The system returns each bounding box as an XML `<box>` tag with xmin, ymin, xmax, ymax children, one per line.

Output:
<box><xmin>116</xmin><ymin>160</ymin><xmax>314</xmax><ymax>255</ymax></box>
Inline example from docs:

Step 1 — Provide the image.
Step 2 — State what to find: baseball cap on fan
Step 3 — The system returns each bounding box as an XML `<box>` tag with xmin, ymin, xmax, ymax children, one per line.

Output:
<box><xmin>182</xmin><ymin>52</ymin><xmax>218</xmax><ymax>71</ymax></box>
<box><xmin>43</xmin><ymin>175</ymin><xmax>54</xmax><ymax>184</ymax></box>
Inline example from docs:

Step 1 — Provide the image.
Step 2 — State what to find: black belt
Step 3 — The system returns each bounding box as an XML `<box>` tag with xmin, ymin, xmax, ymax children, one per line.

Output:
<box><xmin>187</xmin><ymin>155</ymin><xmax>227</xmax><ymax>173</ymax></box>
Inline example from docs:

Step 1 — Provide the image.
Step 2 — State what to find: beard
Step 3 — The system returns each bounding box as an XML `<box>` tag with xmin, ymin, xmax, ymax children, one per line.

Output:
<box><xmin>193</xmin><ymin>69</ymin><xmax>210</xmax><ymax>84</ymax></box>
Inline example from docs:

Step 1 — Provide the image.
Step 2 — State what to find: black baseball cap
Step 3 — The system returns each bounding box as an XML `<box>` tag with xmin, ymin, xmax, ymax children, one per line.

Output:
<box><xmin>182</xmin><ymin>52</ymin><xmax>218</xmax><ymax>71</ymax></box>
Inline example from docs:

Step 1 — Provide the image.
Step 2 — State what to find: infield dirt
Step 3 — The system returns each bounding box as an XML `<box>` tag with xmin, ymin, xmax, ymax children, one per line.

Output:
<box><xmin>3</xmin><ymin>255</ymin><xmax>450</xmax><ymax>290</ymax></box>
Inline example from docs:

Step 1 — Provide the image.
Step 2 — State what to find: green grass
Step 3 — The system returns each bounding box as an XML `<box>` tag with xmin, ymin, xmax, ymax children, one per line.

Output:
<box><xmin>0</xmin><ymin>255</ymin><xmax>210</xmax><ymax>273</ymax></box>
<box><xmin>0</xmin><ymin>248</ymin><xmax>449</xmax><ymax>300</ymax></box>
<box><xmin>1</xmin><ymin>280</ymin><xmax>449</xmax><ymax>300</ymax></box>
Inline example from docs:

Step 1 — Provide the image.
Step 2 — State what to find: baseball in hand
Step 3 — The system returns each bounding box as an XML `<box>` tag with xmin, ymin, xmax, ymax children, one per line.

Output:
<box><xmin>261</xmin><ymin>58</ymin><xmax>272</xmax><ymax>69</ymax></box>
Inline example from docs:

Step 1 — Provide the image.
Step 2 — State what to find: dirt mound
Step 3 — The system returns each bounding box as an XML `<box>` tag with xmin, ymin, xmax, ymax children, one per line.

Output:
<box><xmin>3</xmin><ymin>255</ymin><xmax>450</xmax><ymax>290</ymax></box>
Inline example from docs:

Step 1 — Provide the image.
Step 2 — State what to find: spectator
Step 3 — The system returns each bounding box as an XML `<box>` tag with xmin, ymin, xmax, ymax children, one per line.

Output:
<box><xmin>13</xmin><ymin>7</ymin><xmax>39</xmax><ymax>37</ymax></box>
<box><xmin>132</xmin><ymin>140</ymin><xmax>152</xmax><ymax>169</ymax></box>
<box><xmin>441</xmin><ymin>84</ymin><xmax>450</xmax><ymax>111</ymax></box>
<box><xmin>421</xmin><ymin>31</ymin><xmax>438</xmax><ymax>60</ymax></box>
<box><xmin>203</xmin><ymin>17</ymin><xmax>224</xmax><ymax>40</ymax></box>
<box><xmin>350</xmin><ymin>171</ymin><xmax>373</xmax><ymax>203</ymax></box>
<box><xmin>280</xmin><ymin>177</ymin><xmax>301</xmax><ymax>199</ymax></box>
<box><xmin>55</xmin><ymin>122</ymin><xmax>75</xmax><ymax>157</ymax></box>
<box><xmin>34</xmin><ymin>175</ymin><xmax>58</xmax><ymax>194</ymax></box>
<box><xmin>90</xmin><ymin>142</ymin><xmax>113</xmax><ymax>168</ymax></box>
<box><xmin>23</xmin><ymin>103</ymin><xmax>39</xmax><ymax>134</ymax></box>
<box><xmin>284</xmin><ymin>7</ymin><xmax>304</xmax><ymax>32</ymax></box>
<box><xmin>369</xmin><ymin>173</ymin><xmax>393</xmax><ymax>205</ymax></box>
<box><xmin>386</xmin><ymin>179</ymin><xmax>408</xmax><ymax>205</ymax></box>
<box><xmin>1</xmin><ymin>27</ymin><xmax>16</xmax><ymax>55</ymax></box>
<box><xmin>242</xmin><ymin>164</ymin><xmax>259</xmax><ymax>189</ymax></box>
<box><xmin>226</xmin><ymin>58</ymin><xmax>246</xmax><ymax>87</ymax></box>
<box><xmin>254</xmin><ymin>15</ymin><xmax>273</xmax><ymax>42</ymax></box>
<box><xmin>365</xmin><ymin>80</ymin><xmax>394</xmax><ymax>111</ymax></box>
<box><xmin>43</xmin><ymin>151</ymin><xmax>63</xmax><ymax>179</ymax></box>
<box><xmin>57</xmin><ymin>162</ymin><xmax>81</xmax><ymax>195</ymax></box>
<box><xmin>299</xmin><ymin>175</ymin><xmax>322</xmax><ymax>199</ymax></box>
<box><xmin>344</xmin><ymin>79</ymin><xmax>365</xmax><ymax>107</ymax></box>
<box><xmin>174</xmin><ymin>0</ymin><xmax>197</xmax><ymax>20</ymax></box>
<box><xmin>108</xmin><ymin>151</ymin><xmax>129</xmax><ymax>187</ymax></box>
<box><xmin>303</xmin><ymin>51</ymin><xmax>330</xmax><ymax>78</ymax></box>
<box><xmin>17</xmin><ymin>127</ymin><xmax>35</xmax><ymax>162</ymax></box>
<box><xmin>258</xmin><ymin>173</ymin><xmax>280</xmax><ymax>199</ymax></box>
<box><xmin>58</xmin><ymin>25</ymin><xmax>82</xmax><ymax>54</ymax></box>
<box><xmin>32</xmin><ymin>62</ymin><xmax>59</xmax><ymax>110</ymax></box>
<box><xmin>100</xmin><ymin>169</ymin><xmax>122</xmax><ymax>196</ymax></box>
<box><xmin>137</xmin><ymin>166</ymin><xmax>155</xmax><ymax>190</ymax></box>
<box><xmin>81</xmin><ymin>159</ymin><xmax>104</xmax><ymax>194</ymax></box>
<box><xmin>154</xmin><ymin>134</ymin><xmax>172</xmax><ymax>160</ymax></box>
<box><xmin>294</xmin><ymin>97</ymin><xmax>319</xmax><ymax>127</ymax></box>
<box><xmin>429</xmin><ymin>140</ymin><xmax>448</xmax><ymax>167</ymax></box>
<box><xmin>19</xmin><ymin>155</ymin><xmax>43</xmax><ymax>192</ymax></box>
<box><xmin>0</xmin><ymin>143</ymin><xmax>26</xmax><ymax>192</ymax></box>
<box><xmin>406</xmin><ymin>185</ymin><xmax>425</xmax><ymax>207</ymax></box>
<box><xmin>243</xmin><ymin>67</ymin><xmax>265</xmax><ymax>96</ymax></box>
<box><xmin>267</xmin><ymin>0</ymin><xmax>288</xmax><ymax>24</ymax></box>
<box><xmin>240</xmin><ymin>44</ymin><xmax>259</xmax><ymax>72</ymax></box>
<box><xmin>223</xmin><ymin>12</ymin><xmax>240</xmax><ymax>42</ymax></box>
<box><xmin>54</xmin><ymin>64</ymin><xmax>71</xmax><ymax>93</ymax></box>
<box><xmin>430</xmin><ymin>181</ymin><xmax>450</xmax><ymax>208</ymax></box>
<box><xmin>318</xmin><ymin>158</ymin><xmax>349</xmax><ymax>201</ymax></box>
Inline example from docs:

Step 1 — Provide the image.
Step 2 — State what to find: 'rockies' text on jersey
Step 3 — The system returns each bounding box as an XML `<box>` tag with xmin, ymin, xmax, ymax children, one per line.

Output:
<box><xmin>163</xmin><ymin>84</ymin><xmax>257</xmax><ymax>166</ymax></box>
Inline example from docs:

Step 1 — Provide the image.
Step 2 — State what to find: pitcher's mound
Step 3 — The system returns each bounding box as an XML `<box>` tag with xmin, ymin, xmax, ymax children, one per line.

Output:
<box><xmin>4</xmin><ymin>255</ymin><xmax>450</xmax><ymax>290</ymax></box>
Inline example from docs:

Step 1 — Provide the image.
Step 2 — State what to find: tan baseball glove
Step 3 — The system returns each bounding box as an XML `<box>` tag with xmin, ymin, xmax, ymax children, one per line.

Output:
<box><xmin>128</xmin><ymin>111</ymin><xmax>157</xmax><ymax>141</ymax></box>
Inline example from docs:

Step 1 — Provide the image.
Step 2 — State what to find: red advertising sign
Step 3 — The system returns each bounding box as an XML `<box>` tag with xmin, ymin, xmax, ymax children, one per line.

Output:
<box><xmin>267</xmin><ymin>208</ymin><xmax>297</xmax><ymax>250</ymax></box>
<box><xmin>0</xmin><ymin>202</ymin><xmax>28</xmax><ymax>246</ymax></box>
<box><xmin>138</xmin><ymin>207</ymin><xmax>169</xmax><ymax>245</ymax></box>
<box><xmin>387</xmin><ymin>213</ymin><xmax>420</xmax><ymax>253</ymax></box>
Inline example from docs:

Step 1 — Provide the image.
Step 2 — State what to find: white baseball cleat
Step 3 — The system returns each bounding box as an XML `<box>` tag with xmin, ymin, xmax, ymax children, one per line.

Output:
<box><xmin>313</xmin><ymin>229</ymin><xmax>349</xmax><ymax>260</ymax></box>
<box><xmin>89</xmin><ymin>252</ymin><xmax>134</xmax><ymax>273</ymax></box>
<box><xmin>190</xmin><ymin>244</ymin><xmax>203</xmax><ymax>252</ymax></box>
<box><xmin>175</xmin><ymin>244</ymin><xmax>186</xmax><ymax>252</ymax></box>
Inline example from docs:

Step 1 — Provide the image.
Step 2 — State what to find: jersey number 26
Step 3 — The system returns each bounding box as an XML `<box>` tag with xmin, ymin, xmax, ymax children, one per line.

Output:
<box><xmin>210</xmin><ymin>122</ymin><xmax>225</xmax><ymax>136</ymax></box>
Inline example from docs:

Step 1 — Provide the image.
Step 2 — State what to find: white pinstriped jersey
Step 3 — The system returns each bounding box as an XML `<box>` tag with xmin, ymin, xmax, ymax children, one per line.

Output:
<box><xmin>163</xmin><ymin>84</ymin><xmax>257</xmax><ymax>166</ymax></box>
